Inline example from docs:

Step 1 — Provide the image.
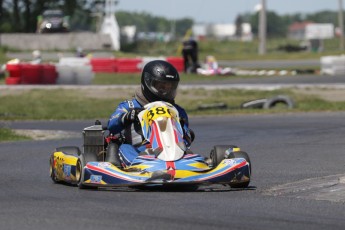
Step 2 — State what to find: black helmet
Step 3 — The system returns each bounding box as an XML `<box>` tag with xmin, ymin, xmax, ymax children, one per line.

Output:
<box><xmin>141</xmin><ymin>60</ymin><xmax>180</xmax><ymax>102</ymax></box>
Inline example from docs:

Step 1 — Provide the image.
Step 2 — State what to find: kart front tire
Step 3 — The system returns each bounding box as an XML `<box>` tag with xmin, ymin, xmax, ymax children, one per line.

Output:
<box><xmin>227</xmin><ymin>151</ymin><xmax>251</xmax><ymax>173</ymax></box>
<box><xmin>228</xmin><ymin>151</ymin><xmax>251</xmax><ymax>188</ymax></box>
<box><xmin>210</xmin><ymin>145</ymin><xmax>238</xmax><ymax>167</ymax></box>
<box><xmin>76</xmin><ymin>155</ymin><xmax>93</xmax><ymax>189</ymax></box>
<box><xmin>49</xmin><ymin>154</ymin><xmax>58</xmax><ymax>183</ymax></box>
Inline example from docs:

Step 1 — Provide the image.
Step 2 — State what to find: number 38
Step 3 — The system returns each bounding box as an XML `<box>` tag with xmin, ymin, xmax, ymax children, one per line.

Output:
<box><xmin>147</xmin><ymin>107</ymin><xmax>171</xmax><ymax>122</ymax></box>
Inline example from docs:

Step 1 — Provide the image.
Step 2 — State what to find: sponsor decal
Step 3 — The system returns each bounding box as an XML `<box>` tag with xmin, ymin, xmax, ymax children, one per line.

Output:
<box><xmin>63</xmin><ymin>165</ymin><xmax>71</xmax><ymax>177</ymax></box>
<box><xmin>90</xmin><ymin>175</ymin><xmax>102</xmax><ymax>183</ymax></box>
<box><xmin>166</xmin><ymin>75</ymin><xmax>175</xmax><ymax>79</ymax></box>
<box><xmin>127</xmin><ymin>100</ymin><xmax>134</xmax><ymax>109</ymax></box>
<box><xmin>110</xmin><ymin>114</ymin><xmax>120</xmax><ymax>120</ymax></box>
<box><xmin>98</xmin><ymin>162</ymin><xmax>111</xmax><ymax>168</ymax></box>
<box><xmin>223</xmin><ymin>159</ymin><xmax>236</xmax><ymax>166</ymax></box>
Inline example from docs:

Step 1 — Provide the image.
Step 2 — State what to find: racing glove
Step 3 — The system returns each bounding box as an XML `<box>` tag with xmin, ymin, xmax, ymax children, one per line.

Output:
<box><xmin>184</xmin><ymin>128</ymin><xmax>195</xmax><ymax>147</ymax></box>
<box><xmin>180</xmin><ymin>118</ymin><xmax>195</xmax><ymax>146</ymax></box>
<box><xmin>121</xmin><ymin>108</ymin><xmax>143</xmax><ymax>127</ymax></box>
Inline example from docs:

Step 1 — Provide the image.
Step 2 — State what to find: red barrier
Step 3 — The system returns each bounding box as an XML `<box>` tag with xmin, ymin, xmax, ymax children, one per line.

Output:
<box><xmin>21</xmin><ymin>64</ymin><xmax>42</xmax><ymax>84</ymax></box>
<box><xmin>5</xmin><ymin>63</ymin><xmax>59</xmax><ymax>85</ymax></box>
<box><xmin>5</xmin><ymin>77</ymin><xmax>21</xmax><ymax>85</ymax></box>
<box><xmin>90</xmin><ymin>57</ymin><xmax>185</xmax><ymax>73</ymax></box>
<box><xmin>6</xmin><ymin>64</ymin><xmax>22</xmax><ymax>78</ymax></box>
<box><xmin>42</xmin><ymin>64</ymin><xmax>57</xmax><ymax>84</ymax></box>
<box><xmin>116</xmin><ymin>58</ymin><xmax>142</xmax><ymax>73</ymax></box>
<box><xmin>166</xmin><ymin>57</ymin><xmax>184</xmax><ymax>72</ymax></box>
<box><xmin>90</xmin><ymin>58</ymin><xmax>117</xmax><ymax>73</ymax></box>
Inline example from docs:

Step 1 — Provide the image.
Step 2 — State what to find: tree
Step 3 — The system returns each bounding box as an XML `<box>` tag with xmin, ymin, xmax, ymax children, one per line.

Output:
<box><xmin>306</xmin><ymin>10</ymin><xmax>339</xmax><ymax>24</ymax></box>
<box><xmin>12</xmin><ymin>0</ymin><xmax>20</xmax><ymax>31</ymax></box>
<box><xmin>116</xmin><ymin>10</ymin><xmax>193</xmax><ymax>37</ymax></box>
<box><xmin>0</xmin><ymin>0</ymin><xmax>3</xmax><ymax>23</ymax></box>
<box><xmin>250</xmin><ymin>10</ymin><xmax>288</xmax><ymax>37</ymax></box>
<box><xmin>175</xmin><ymin>18</ymin><xmax>193</xmax><ymax>37</ymax></box>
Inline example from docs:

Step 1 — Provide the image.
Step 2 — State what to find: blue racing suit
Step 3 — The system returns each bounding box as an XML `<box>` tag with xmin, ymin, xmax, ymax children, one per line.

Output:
<box><xmin>108</xmin><ymin>98</ymin><xmax>191</xmax><ymax>167</ymax></box>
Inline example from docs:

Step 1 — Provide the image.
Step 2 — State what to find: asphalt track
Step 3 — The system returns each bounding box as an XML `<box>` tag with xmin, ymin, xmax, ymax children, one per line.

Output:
<box><xmin>1</xmin><ymin>112</ymin><xmax>345</xmax><ymax>230</ymax></box>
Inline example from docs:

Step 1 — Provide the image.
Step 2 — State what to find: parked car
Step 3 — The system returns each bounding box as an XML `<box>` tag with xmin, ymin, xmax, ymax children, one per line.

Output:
<box><xmin>37</xmin><ymin>9</ymin><xmax>69</xmax><ymax>33</ymax></box>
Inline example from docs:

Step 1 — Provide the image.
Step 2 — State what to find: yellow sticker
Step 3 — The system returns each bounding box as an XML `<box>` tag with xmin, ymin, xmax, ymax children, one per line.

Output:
<box><xmin>142</xmin><ymin>106</ymin><xmax>173</xmax><ymax>125</ymax></box>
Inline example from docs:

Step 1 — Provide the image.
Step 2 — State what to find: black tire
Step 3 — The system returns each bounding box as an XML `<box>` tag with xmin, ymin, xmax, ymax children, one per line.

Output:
<box><xmin>263</xmin><ymin>95</ymin><xmax>294</xmax><ymax>109</ymax></box>
<box><xmin>228</xmin><ymin>151</ymin><xmax>251</xmax><ymax>188</ymax></box>
<box><xmin>49</xmin><ymin>154</ymin><xmax>58</xmax><ymax>183</ymax></box>
<box><xmin>76</xmin><ymin>155</ymin><xmax>90</xmax><ymax>189</ymax></box>
<box><xmin>228</xmin><ymin>151</ymin><xmax>251</xmax><ymax>172</ymax></box>
<box><xmin>241</xmin><ymin>98</ymin><xmax>267</xmax><ymax>109</ymax></box>
<box><xmin>210</xmin><ymin>145</ymin><xmax>238</xmax><ymax>167</ymax></box>
<box><xmin>76</xmin><ymin>155</ymin><xmax>97</xmax><ymax>190</ymax></box>
<box><xmin>55</xmin><ymin>146</ymin><xmax>81</xmax><ymax>156</ymax></box>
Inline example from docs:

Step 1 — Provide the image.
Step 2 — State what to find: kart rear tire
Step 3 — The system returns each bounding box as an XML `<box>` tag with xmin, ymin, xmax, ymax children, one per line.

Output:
<box><xmin>228</xmin><ymin>151</ymin><xmax>251</xmax><ymax>188</ymax></box>
<box><xmin>210</xmin><ymin>145</ymin><xmax>238</xmax><ymax>167</ymax></box>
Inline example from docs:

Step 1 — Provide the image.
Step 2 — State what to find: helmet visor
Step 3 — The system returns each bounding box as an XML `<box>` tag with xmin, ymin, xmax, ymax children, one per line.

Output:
<box><xmin>145</xmin><ymin>76</ymin><xmax>178</xmax><ymax>101</ymax></box>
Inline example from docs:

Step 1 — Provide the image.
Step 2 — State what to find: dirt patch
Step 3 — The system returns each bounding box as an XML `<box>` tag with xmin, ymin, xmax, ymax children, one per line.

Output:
<box><xmin>14</xmin><ymin>129</ymin><xmax>80</xmax><ymax>140</ymax></box>
<box><xmin>0</xmin><ymin>88</ymin><xmax>31</xmax><ymax>96</ymax></box>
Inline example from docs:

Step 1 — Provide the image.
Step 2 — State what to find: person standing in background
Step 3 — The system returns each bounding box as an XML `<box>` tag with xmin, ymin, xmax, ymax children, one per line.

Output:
<box><xmin>182</xmin><ymin>38</ymin><xmax>199</xmax><ymax>73</ymax></box>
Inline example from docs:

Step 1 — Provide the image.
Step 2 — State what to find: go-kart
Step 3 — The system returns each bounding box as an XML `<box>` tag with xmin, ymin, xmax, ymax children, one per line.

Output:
<box><xmin>50</xmin><ymin>101</ymin><xmax>251</xmax><ymax>189</ymax></box>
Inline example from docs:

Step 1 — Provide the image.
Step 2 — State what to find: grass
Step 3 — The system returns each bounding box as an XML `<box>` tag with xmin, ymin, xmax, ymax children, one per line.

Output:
<box><xmin>0</xmin><ymin>89</ymin><xmax>118</xmax><ymax>120</ymax></box>
<box><xmin>94</xmin><ymin>73</ymin><xmax>141</xmax><ymax>85</ymax></box>
<box><xmin>1</xmin><ymin>82</ymin><xmax>344</xmax><ymax>141</ymax></box>
<box><xmin>2</xmin><ymin>85</ymin><xmax>344</xmax><ymax>143</ymax></box>
<box><xmin>0</xmin><ymin>88</ymin><xmax>344</xmax><ymax>122</ymax></box>
<box><xmin>93</xmin><ymin>72</ymin><xmax>230</xmax><ymax>85</ymax></box>
<box><xmin>94</xmin><ymin>72</ymin><xmax>309</xmax><ymax>86</ymax></box>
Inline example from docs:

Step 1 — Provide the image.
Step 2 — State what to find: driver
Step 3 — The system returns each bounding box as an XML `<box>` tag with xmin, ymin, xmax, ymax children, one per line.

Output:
<box><xmin>107</xmin><ymin>60</ymin><xmax>194</xmax><ymax>167</ymax></box>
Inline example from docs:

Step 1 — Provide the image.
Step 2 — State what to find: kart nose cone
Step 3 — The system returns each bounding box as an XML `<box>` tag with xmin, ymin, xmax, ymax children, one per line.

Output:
<box><xmin>147</xmin><ymin>170</ymin><xmax>173</xmax><ymax>182</ymax></box>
